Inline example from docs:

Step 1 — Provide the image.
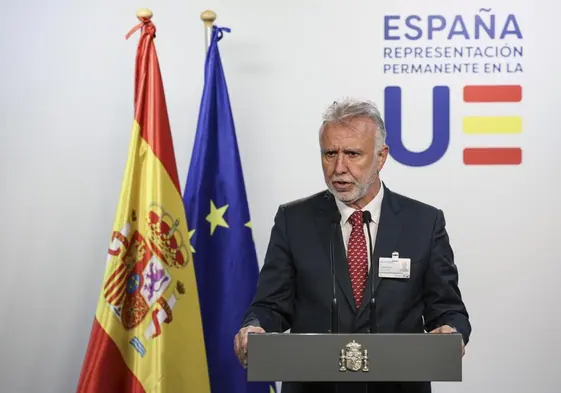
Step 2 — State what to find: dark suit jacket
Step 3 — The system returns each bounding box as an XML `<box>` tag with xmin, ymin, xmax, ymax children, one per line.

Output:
<box><xmin>243</xmin><ymin>184</ymin><xmax>471</xmax><ymax>393</ymax></box>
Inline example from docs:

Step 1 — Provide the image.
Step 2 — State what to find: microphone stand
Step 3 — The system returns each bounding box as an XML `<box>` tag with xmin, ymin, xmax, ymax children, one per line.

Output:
<box><xmin>362</xmin><ymin>211</ymin><xmax>377</xmax><ymax>335</ymax></box>
<box><xmin>362</xmin><ymin>212</ymin><xmax>376</xmax><ymax>393</ymax></box>
<box><xmin>329</xmin><ymin>213</ymin><xmax>340</xmax><ymax>393</ymax></box>
<box><xmin>329</xmin><ymin>214</ymin><xmax>340</xmax><ymax>334</ymax></box>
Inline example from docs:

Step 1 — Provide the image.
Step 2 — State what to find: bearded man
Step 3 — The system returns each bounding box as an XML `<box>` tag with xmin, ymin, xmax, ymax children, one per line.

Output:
<box><xmin>234</xmin><ymin>98</ymin><xmax>471</xmax><ymax>393</ymax></box>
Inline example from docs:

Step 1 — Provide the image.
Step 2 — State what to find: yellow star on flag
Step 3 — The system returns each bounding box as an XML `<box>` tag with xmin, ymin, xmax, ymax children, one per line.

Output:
<box><xmin>206</xmin><ymin>200</ymin><xmax>229</xmax><ymax>235</ymax></box>
<box><xmin>188</xmin><ymin>229</ymin><xmax>196</xmax><ymax>253</ymax></box>
<box><xmin>244</xmin><ymin>221</ymin><xmax>252</xmax><ymax>229</ymax></box>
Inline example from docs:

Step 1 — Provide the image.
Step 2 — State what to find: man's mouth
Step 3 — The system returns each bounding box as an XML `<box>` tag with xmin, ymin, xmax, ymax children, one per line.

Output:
<box><xmin>333</xmin><ymin>181</ymin><xmax>353</xmax><ymax>191</ymax></box>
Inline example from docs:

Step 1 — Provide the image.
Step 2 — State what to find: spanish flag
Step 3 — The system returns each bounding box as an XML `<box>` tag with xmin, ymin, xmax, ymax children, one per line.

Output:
<box><xmin>75</xmin><ymin>14</ymin><xmax>210</xmax><ymax>393</ymax></box>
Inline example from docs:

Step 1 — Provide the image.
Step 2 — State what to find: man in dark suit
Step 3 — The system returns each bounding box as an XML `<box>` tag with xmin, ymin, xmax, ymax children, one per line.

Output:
<box><xmin>234</xmin><ymin>99</ymin><xmax>471</xmax><ymax>393</ymax></box>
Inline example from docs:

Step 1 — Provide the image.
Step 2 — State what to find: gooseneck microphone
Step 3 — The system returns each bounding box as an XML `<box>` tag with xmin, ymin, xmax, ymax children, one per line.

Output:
<box><xmin>329</xmin><ymin>211</ymin><xmax>341</xmax><ymax>334</ymax></box>
<box><xmin>362</xmin><ymin>210</ymin><xmax>377</xmax><ymax>334</ymax></box>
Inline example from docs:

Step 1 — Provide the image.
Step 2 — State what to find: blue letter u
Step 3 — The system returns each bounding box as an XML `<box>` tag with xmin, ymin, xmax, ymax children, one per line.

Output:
<box><xmin>384</xmin><ymin>86</ymin><xmax>450</xmax><ymax>167</ymax></box>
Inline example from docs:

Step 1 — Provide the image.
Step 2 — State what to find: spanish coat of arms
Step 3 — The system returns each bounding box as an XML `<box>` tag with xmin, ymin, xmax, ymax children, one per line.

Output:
<box><xmin>101</xmin><ymin>203</ymin><xmax>189</xmax><ymax>356</ymax></box>
<box><xmin>339</xmin><ymin>340</ymin><xmax>369</xmax><ymax>372</ymax></box>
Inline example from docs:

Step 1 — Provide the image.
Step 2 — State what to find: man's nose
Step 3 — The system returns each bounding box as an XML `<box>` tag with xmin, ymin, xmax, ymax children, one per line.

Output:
<box><xmin>334</xmin><ymin>154</ymin><xmax>347</xmax><ymax>174</ymax></box>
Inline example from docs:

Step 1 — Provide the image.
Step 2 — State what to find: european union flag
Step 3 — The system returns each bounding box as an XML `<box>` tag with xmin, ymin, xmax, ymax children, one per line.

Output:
<box><xmin>183</xmin><ymin>26</ymin><xmax>277</xmax><ymax>393</ymax></box>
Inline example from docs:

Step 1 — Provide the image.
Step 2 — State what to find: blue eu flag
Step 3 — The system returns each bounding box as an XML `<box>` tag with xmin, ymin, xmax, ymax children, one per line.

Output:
<box><xmin>183</xmin><ymin>26</ymin><xmax>277</xmax><ymax>393</ymax></box>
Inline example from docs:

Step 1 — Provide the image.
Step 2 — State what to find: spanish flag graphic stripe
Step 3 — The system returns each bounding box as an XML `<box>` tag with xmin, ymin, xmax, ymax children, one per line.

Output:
<box><xmin>463</xmin><ymin>84</ymin><xmax>522</xmax><ymax>103</ymax></box>
<box><xmin>75</xmin><ymin>18</ymin><xmax>210</xmax><ymax>393</ymax></box>
<box><xmin>104</xmin><ymin>264</ymin><xmax>126</xmax><ymax>301</ymax></box>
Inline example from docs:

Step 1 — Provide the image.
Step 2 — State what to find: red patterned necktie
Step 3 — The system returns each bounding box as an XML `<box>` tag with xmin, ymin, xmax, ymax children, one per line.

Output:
<box><xmin>347</xmin><ymin>210</ymin><xmax>368</xmax><ymax>308</ymax></box>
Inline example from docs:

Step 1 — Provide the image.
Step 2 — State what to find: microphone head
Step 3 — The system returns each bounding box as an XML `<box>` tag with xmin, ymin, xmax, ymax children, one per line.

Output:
<box><xmin>362</xmin><ymin>210</ymin><xmax>372</xmax><ymax>224</ymax></box>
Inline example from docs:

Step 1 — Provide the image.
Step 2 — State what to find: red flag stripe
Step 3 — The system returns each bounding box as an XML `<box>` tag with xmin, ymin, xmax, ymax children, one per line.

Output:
<box><xmin>463</xmin><ymin>85</ymin><xmax>522</xmax><ymax>102</ymax></box>
<box><xmin>463</xmin><ymin>147</ymin><xmax>522</xmax><ymax>165</ymax></box>
<box><xmin>132</xmin><ymin>23</ymin><xmax>181</xmax><ymax>194</ymax></box>
<box><xmin>75</xmin><ymin>320</ymin><xmax>145</xmax><ymax>393</ymax></box>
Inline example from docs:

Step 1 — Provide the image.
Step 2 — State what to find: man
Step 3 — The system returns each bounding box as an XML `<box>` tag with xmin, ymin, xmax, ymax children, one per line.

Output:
<box><xmin>234</xmin><ymin>98</ymin><xmax>471</xmax><ymax>393</ymax></box>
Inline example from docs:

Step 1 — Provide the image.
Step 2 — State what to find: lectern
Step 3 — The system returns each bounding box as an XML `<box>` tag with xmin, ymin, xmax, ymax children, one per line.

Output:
<box><xmin>247</xmin><ymin>333</ymin><xmax>462</xmax><ymax>382</ymax></box>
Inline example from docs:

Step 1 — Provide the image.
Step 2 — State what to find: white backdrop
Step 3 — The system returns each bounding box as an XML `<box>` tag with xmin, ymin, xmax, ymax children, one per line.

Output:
<box><xmin>1</xmin><ymin>0</ymin><xmax>560</xmax><ymax>392</ymax></box>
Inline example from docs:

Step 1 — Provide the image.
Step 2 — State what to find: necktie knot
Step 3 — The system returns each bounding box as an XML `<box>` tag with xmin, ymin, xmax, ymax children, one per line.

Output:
<box><xmin>349</xmin><ymin>210</ymin><xmax>363</xmax><ymax>227</ymax></box>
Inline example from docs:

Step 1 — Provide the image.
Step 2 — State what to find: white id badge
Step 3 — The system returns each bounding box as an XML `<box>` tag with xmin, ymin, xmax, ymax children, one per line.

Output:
<box><xmin>378</xmin><ymin>252</ymin><xmax>411</xmax><ymax>279</ymax></box>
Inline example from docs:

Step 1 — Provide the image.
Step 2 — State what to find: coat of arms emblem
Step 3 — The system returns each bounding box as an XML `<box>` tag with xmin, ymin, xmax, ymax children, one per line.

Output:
<box><xmin>339</xmin><ymin>340</ymin><xmax>369</xmax><ymax>372</ymax></box>
<box><xmin>101</xmin><ymin>204</ymin><xmax>190</xmax><ymax>357</ymax></box>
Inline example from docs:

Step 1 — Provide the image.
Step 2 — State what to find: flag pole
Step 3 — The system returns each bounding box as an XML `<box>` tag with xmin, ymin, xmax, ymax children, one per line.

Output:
<box><xmin>200</xmin><ymin>10</ymin><xmax>216</xmax><ymax>54</ymax></box>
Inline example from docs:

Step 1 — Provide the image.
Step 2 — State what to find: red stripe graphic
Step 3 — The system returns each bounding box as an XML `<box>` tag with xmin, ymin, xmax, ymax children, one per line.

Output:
<box><xmin>106</xmin><ymin>281</ymin><xmax>126</xmax><ymax>305</ymax></box>
<box><xmin>463</xmin><ymin>148</ymin><xmax>522</xmax><ymax>165</ymax></box>
<box><xmin>151</xmin><ymin>308</ymin><xmax>162</xmax><ymax>338</ymax></box>
<box><xmin>75</xmin><ymin>319</ymin><xmax>145</xmax><ymax>393</ymax></box>
<box><xmin>104</xmin><ymin>264</ymin><xmax>126</xmax><ymax>289</ymax></box>
<box><xmin>112</xmin><ymin>290</ymin><xmax>126</xmax><ymax>307</ymax></box>
<box><xmin>463</xmin><ymin>85</ymin><xmax>522</xmax><ymax>102</ymax></box>
<box><xmin>104</xmin><ymin>264</ymin><xmax>127</xmax><ymax>305</ymax></box>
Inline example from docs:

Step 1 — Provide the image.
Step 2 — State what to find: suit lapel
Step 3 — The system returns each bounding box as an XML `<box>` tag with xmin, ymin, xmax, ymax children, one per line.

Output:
<box><xmin>314</xmin><ymin>192</ymin><xmax>356</xmax><ymax>312</ymax></box>
<box><xmin>357</xmin><ymin>184</ymin><xmax>402</xmax><ymax>317</ymax></box>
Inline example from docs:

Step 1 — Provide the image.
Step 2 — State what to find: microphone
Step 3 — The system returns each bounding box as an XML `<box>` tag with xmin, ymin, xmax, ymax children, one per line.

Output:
<box><xmin>329</xmin><ymin>211</ymin><xmax>341</xmax><ymax>334</ymax></box>
<box><xmin>362</xmin><ymin>211</ymin><xmax>377</xmax><ymax>334</ymax></box>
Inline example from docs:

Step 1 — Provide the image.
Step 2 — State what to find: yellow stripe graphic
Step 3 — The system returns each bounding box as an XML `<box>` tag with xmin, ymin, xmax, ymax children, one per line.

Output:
<box><xmin>463</xmin><ymin>116</ymin><xmax>522</xmax><ymax>134</ymax></box>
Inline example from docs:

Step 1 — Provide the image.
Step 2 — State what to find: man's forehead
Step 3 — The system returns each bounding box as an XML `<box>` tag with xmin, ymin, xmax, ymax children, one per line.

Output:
<box><xmin>323</xmin><ymin>125</ymin><xmax>375</xmax><ymax>143</ymax></box>
<box><xmin>321</xmin><ymin>134</ymin><xmax>373</xmax><ymax>152</ymax></box>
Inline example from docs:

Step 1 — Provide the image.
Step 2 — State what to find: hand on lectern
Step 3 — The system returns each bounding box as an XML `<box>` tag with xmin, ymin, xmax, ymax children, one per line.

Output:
<box><xmin>234</xmin><ymin>325</ymin><xmax>265</xmax><ymax>368</ymax></box>
<box><xmin>429</xmin><ymin>325</ymin><xmax>465</xmax><ymax>357</ymax></box>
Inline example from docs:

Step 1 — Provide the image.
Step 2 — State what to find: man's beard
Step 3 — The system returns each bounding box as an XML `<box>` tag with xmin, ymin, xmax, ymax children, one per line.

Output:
<box><xmin>327</xmin><ymin>166</ymin><xmax>378</xmax><ymax>204</ymax></box>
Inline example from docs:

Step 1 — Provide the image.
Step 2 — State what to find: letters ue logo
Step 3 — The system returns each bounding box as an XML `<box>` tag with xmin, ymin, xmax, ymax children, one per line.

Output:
<box><xmin>384</xmin><ymin>85</ymin><xmax>523</xmax><ymax>167</ymax></box>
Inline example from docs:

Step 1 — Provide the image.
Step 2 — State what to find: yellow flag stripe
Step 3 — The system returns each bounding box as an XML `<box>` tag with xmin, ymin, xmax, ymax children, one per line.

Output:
<box><xmin>463</xmin><ymin>116</ymin><xmax>522</xmax><ymax>134</ymax></box>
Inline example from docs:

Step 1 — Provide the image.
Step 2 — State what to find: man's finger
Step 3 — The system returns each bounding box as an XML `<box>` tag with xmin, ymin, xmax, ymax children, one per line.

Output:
<box><xmin>234</xmin><ymin>331</ymin><xmax>241</xmax><ymax>354</ymax></box>
<box><xmin>234</xmin><ymin>329</ymin><xmax>248</xmax><ymax>366</ymax></box>
<box><xmin>239</xmin><ymin>350</ymin><xmax>246</xmax><ymax>365</ymax></box>
<box><xmin>240</xmin><ymin>329</ymin><xmax>248</xmax><ymax>369</ymax></box>
<box><xmin>241</xmin><ymin>330</ymin><xmax>249</xmax><ymax>353</ymax></box>
<box><xmin>234</xmin><ymin>333</ymin><xmax>240</xmax><ymax>353</ymax></box>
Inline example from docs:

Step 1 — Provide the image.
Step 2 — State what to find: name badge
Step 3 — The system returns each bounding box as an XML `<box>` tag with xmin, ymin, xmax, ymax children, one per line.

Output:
<box><xmin>378</xmin><ymin>252</ymin><xmax>411</xmax><ymax>279</ymax></box>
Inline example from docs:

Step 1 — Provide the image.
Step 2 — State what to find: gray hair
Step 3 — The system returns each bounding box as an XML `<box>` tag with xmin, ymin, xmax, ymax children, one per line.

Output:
<box><xmin>319</xmin><ymin>98</ymin><xmax>387</xmax><ymax>153</ymax></box>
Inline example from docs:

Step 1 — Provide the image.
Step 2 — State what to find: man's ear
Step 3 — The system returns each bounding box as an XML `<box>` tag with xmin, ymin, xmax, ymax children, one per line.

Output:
<box><xmin>377</xmin><ymin>145</ymin><xmax>389</xmax><ymax>171</ymax></box>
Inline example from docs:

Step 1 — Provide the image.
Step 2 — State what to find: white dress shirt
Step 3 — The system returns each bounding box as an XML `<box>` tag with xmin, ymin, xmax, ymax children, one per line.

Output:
<box><xmin>334</xmin><ymin>185</ymin><xmax>384</xmax><ymax>272</ymax></box>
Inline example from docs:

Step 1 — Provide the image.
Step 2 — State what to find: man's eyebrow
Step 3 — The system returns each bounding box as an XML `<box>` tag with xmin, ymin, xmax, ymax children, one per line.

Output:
<box><xmin>321</xmin><ymin>148</ymin><xmax>363</xmax><ymax>153</ymax></box>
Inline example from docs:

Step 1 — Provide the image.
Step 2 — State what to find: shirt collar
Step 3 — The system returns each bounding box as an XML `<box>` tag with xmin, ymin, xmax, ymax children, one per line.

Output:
<box><xmin>334</xmin><ymin>184</ymin><xmax>384</xmax><ymax>226</ymax></box>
